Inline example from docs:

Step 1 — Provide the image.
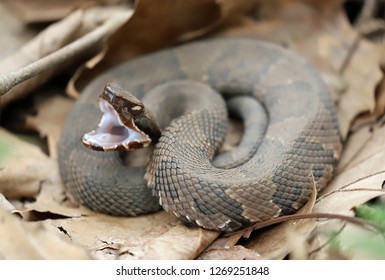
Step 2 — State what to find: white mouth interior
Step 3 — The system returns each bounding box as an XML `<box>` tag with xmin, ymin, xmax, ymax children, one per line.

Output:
<box><xmin>82</xmin><ymin>99</ymin><xmax>149</xmax><ymax>150</ymax></box>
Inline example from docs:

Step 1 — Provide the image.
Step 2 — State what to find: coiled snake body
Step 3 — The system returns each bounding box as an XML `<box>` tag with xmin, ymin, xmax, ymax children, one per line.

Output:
<box><xmin>59</xmin><ymin>39</ymin><xmax>341</xmax><ymax>232</ymax></box>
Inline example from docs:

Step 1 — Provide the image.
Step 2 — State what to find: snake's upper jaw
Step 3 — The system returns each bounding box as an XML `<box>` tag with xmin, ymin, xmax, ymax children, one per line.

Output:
<box><xmin>82</xmin><ymin>99</ymin><xmax>151</xmax><ymax>151</ymax></box>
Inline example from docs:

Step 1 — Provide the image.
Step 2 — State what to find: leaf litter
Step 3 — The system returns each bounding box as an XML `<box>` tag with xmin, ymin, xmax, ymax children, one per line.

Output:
<box><xmin>1</xmin><ymin>0</ymin><xmax>385</xmax><ymax>259</ymax></box>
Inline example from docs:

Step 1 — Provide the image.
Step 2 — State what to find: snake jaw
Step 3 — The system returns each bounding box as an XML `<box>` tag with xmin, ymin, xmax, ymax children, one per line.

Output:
<box><xmin>82</xmin><ymin>99</ymin><xmax>151</xmax><ymax>151</ymax></box>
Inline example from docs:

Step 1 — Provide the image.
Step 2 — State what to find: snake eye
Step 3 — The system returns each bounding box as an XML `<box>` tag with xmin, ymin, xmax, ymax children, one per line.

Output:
<box><xmin>130</xmin><ymin>105</ymin><xmax>143</xmax><ymax>116</ymax></box>
<box><xmin>132</xmin><ymin>105</ymin><xmax>143</xmax><ymax>112</ymax></box>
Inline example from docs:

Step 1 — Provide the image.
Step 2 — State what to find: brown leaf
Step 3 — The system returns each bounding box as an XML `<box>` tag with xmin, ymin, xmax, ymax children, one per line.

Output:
<box><xmin>72</xmin><ymin>0</ymin><xmax>221</xmax><ymax>92</ymax></box>
<box><xmin>21</xmin><ymin>174</ymin><xmax>90</xmax><ymax>219</ymax></box>
<box><xmin>219</xmin><ymin>0</ymin><xmax>261</xmax><ymax>19</ymax></box>
<box><xmin>45</xmin><ymin>212</ymin><xmax>219</xmax><ymax>259</ymax></box>
<box><xmin>337</xmin><ymin>36</ymin><xmax>383</xmax><ymax>139</ymax></box>
<box><xmin>0</xmin><ymin>10</ymin><xmax>81</xmax><ymax>105</ymax></box>
<box><xmin>310</xmin><ymin>165</ymin><xmax>385</xmax><ymax>259</ymax></box>
<box><xmin>0</xmin><ymin>209</ymin><xmax>90</xmax><ymax>259</ymax></box>
<box><xmin>0</xmin><ymin>4</ymin><xmax>36</xmax><ymax>61</ymax></box>
<box><xmin>106</xmin><ymin>0</ymin><xmax>221</xmax><ymax>64</ymax></box>
<box><xmin>26</xmin><ymin>94</ymin><xmax>74</xmax><ymax>159</ymax></box>
<box><xmin>337</xmin><ymin>123</ymin><xmax>385</xmax><ymax>174</ymax></box>
<box><xmin>350</xmin><ymin>73</ymin><xmax>385</xmax><ymax>131</ymax></box>
<box><xmin>18</xmin><ymin>166</ymin><xmax>219</xmax><ymax>259</ymax></box>
<box><xmin>374</xmin><ymin>76</ymin><xmax>385</xmax><ymax>117</ymax></box>
<box><xmin>0</xmin><ymin>128</ymin><xmax>60</xmax><ymax>200</ymax></box>
<box><xmin>0</xmin><ymin>193</ymin><xmax>16</xmax><ymax>212</ymax></box>
<box><xmin>2</xmin><ymin>0</ymin><xmax>131</xmax><ymax>24</ymax></box>
<box><xmin>198</xmin><ymin>245</ymin><xmax>262</xmax><ymax>260</ymax></box>
<box><xmin>315</xmin><ymin>170</ymin><xmax>385</xmax><ymax>216</ymax></box>
<box><xmin>3</xmin><ymin>0</ymin><xmax>385</xmax><ymax>260</ymax></box>
<box><xmin>0</xmin><ymin>7</ymin><xmax>131</xmax><ymax>106</ymax></box>
<box><xmin>336</xmin><ymin>126</ymin><xmax>372</xmax><ymax>173</ymax></box>
<box><xmin>198</xmin><ymin>231</ymin><xmax>244</xmax><ymax>259</ymax></box>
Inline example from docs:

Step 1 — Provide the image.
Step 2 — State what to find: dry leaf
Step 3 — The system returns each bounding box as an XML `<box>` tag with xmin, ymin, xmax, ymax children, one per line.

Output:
<box><xmin>219</xmin><ymin>0</ymin><xmax>261</xmax><ymax>19</ymax></box>
<box><xmin>1</xmin><ymin>10</ymin><xmax>83</xmax><ymax>106</ymax></box>
<box><xmin>18</xmin><ymin>163</ymin><xmax>219</xmax><ymax>259</ymax></box>
<box><xmin>45</xmin><ymin>212</ymin><xmax>219</xmax><ymax>260</ymax></box>
<box><xmin>198</xmin><ymin>245</ymin><xmax>262</xmax><ymax>260</ymax></box>
<box><xmin>0</xmin><ymin>193</ymin><xmax>16</xmax><ymax>212</ymax></box>
<box><xmin>2</xmin><ymin>0</ymin><xmax>131</xmax><ymax>23</ymax></box>
<box><xmin>198</xmin><ymin>231</ymin><xmax>244</xmax><ymax>259</ymax></box>
<box><xmin>336</xmin><ymin>126</ymin><xmax>373</xmax><ymax>173</ymax></box>
<box><xmin>337</xmin><ymin>122</ymin><xmax>385</xmax><ymax>174</ymax></box>
<box><xmin>0</xmin><ymin>4</ymin><xmax>36</xmax><ymax>61</ymax></box>
<box><xmin>72</xmin><ymin>0</ymin><xmax>221</xmax><ymax>92</ymax></box>
<box><xmin>315</xmin><ymin>169</ymin><xmax>385</xmax><ymax>216</ymax></box>
<box><xmin>373</xmin><ymin>77</ymin><xmax>385</xmax><ymax>117</ymax></box>
<box><xmin>0</xmin><ymin>128</ymin><xmax>60</xmax><ymax>199</ymax></box>
<box><xmin>336</xmin><ymin>35</ymin><xmax>383</xmax><ymax>139</ymax></box>
<box><xmin>26</xmin><ymin>94</ymin><xmax>74</xmax><ymax>159</ymax></box>
<box><xmin>20</xmin><ymin>173</ymin><xmax>89</xmax><ymax>219</ymax></box>
<box><xmin>0</xmin><ymin>7</ymin><xmax>131</xmax><ymax>106</ymax></box>
<box><xmin>0</xmin><ymin>208</ymin><xmax>90</xmax><ymax>259</ymax></box>
<box><xmin>2</xmin><ymin>0</ymin><xmax>385</xmax><ymax>260</ymax></box>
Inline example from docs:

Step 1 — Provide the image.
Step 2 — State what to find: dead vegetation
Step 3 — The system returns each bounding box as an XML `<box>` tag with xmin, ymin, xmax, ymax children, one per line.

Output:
<box><xmin>1</xmin><ymin>0</ymin><xmax>385</xmax><ymax>259</ymax></box>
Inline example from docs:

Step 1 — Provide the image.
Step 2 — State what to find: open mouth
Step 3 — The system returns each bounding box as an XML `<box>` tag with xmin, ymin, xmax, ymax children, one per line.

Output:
<box><xmin>82</xmin><ymin>99</ymin><xmax>151</xmax><ymax>151</ymax></box>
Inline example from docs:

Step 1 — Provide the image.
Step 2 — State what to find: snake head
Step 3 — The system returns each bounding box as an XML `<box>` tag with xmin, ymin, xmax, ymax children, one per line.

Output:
<box><xmin>82</xmin><ymin>82</ymin><xmax>160</xmax><ymax>151</ymax></box>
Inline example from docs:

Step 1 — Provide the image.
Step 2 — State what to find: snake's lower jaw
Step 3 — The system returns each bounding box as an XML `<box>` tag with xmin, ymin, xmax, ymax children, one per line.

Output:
<box><xmin>82</xmin><ymin>132</ymin><xmax>151</xmax><ymax>151</ymax></box>
<box><xmin>81</xmin><ymin>99</ymin><xmax>151</xmax><ymax>152</ymax></box>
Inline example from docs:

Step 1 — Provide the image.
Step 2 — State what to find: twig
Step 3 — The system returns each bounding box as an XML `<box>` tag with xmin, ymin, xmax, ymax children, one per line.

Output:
<box><xmin>235</xmin><ymin>212</ymin><xmax>384</xmax><ymax>234</ymax></box>
<box><xmin>355</xmin><ymin>0</ymin><xmax>377</xmax><ymax>26</ymax></box>
<box><xmin>307</xmin><ymin>223</ymin><xmax>347</xmax><ymax>256</ymax></box>
<box><xmin>338</xmin><ymin>34</ymin><xmax>360</xmax><ymax>75</ymax></box>
<box><xmin>338</xmin><ymin>0</ymin><xmax>378</xmax><ymax>74</ymax></box>
<box><xmin>0</xmin><ymin>13</ymin><xmax>130</xmax><ymax>97</ymax></box>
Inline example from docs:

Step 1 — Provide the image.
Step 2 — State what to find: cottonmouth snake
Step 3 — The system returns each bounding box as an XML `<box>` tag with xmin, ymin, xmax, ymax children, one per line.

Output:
<box><xmin>59</xmin><ymin>39</ymin><xmax>341</xmax><ymax>232</ymax></box>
